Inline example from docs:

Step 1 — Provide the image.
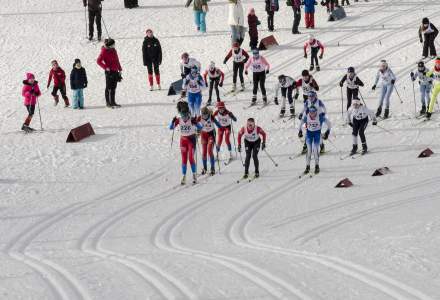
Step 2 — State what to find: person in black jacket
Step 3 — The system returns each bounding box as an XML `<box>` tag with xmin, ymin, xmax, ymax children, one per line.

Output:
<box><xmin>83</xmin><ymin>0</ymin><xmax>103</xmax><ymax>41</ymax></box>
<box><xmin>142</xmin><ymin>29</ymin><xmax>162</xmax><ymax>91</ymax></box>
<box><xmin>339</xmin><ymin>66</ymin><xmax>364</xmax><ymax>110</ymax></box>
<box><xmin>419</xmin><ymin>18</ymin><xmax>438</xmax><ymax>59</ymax></box>
<box><xmin>265</xmin><ymin>0</ymin><xmax>279</xmax><ymax>32</ymax></box>
<box><xmin>70</xmin><ymin>59</ymin><xmax>88</xmax><ymax>109</ymax></box>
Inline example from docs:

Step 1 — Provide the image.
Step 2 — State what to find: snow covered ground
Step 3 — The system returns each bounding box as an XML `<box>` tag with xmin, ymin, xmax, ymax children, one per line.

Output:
<box><xmin>1</xmin><ymin>0</ymin><xmax>440</xmax><ymax>299</ymax></box>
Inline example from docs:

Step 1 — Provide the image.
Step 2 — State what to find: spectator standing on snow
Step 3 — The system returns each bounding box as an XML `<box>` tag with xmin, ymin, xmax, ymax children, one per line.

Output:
<box><xmin>228</xmin><ymin>0</ymin><xmax>246</xmax><ymax>45</ymax></box>
<box><xmin>265</xmin><ymin>0</ymin><xmax>279</xmax><ymax>32</ymax></box>
<box><xmin>97</xmin><ymin>38</ymin><xmax>122</xmax><ymax>108</ymax></box>
<box><xmin>419</xmin><ymin>17</ymin><xmax>438</xmax><ymax>59</ymax></box>
<box><xmin>185</xmin><ymin>0</ymin><xmax>209</xmax><ymax>34</ymax></box>
<box><xmin>287</xmin><ymin>0</ymin><xmax>302</xmax><ymax>34</ymax></box>
<box><xmin>70</xmin><ymin>58</ymin><xmax>88</xmax><ymax>109</ymax></box>
<box><xmin>142</xmin><ymin>29</ymin><xmax>162</xmax><ymax>91</ymax></box>
<box><xmin>247</xmin><ymin>8</ymin><xmax>261</xmax><ymax>50</ymax></box>
<box><xmin>304</xmin><ymin>0</ymin><xmax>317</xmax><ymax>29</ymax></box>
<box><xmin>83</xmin><ymin>0</ymin><xmax>103</xmax><ymax>41</ymax></box>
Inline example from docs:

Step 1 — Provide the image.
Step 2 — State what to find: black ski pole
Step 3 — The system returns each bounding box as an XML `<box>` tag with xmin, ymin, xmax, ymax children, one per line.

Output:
<box><xmin>100</xmin><ymin>6</ymin><xmax>110</xmax><ymax>38</ymax></box>
<box><xmin>264</xmin><ymin>149</ymin><xmax>278</xmax><ymax>167</ymax></box>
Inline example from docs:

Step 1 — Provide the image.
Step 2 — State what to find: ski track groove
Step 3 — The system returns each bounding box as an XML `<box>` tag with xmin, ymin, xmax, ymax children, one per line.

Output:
<box><xmin>2</xmin><ymin>169</ymin><xmax>167</xmax><ymax>300</ymax></box>
<box><xmin>151</xmin><ymin>181</ymin><xmax>312</xmax><ymax>300</ymax></box>
<box><xmin>226</xmin><ymin>175</ymin><xmax>435</xmax><ymax>300</ymax></box>
<box><xmin>78</xmin><ymin>185</ymin><xmax>199</xmax><ymax>300</ymax></box>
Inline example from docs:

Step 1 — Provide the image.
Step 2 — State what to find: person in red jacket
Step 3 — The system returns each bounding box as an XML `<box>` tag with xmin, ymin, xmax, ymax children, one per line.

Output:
<box><xmin>304</xmin><ymin>34</ymin><xmax>324</xmax><ymax>71</ymax></box>
<box><xmin>21</xmin><ymin>73</ymin><xmax>41</xmax><ymax>132</ymax></box>
<box><xmin>47</xmin><ymin>60</ymin><xmax>70</xmax><ymax>107</ymax></box>
<box><xmin>97</xmin><ymin>38</ymin><xmax>122</xmax><ymax>107</ymax></box>
<box><xmin>237</xmin><ymin>118</ymin><xmax>266</xmax><ymax>179</ymax></box>
<box><xmin>203</xmin><ymin>61</ymin><xmax>224</xmax><ymax>105</ymax></box>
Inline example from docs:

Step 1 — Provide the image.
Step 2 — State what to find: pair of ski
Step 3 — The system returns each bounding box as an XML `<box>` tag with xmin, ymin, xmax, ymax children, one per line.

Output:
<box><xmin>299</xmin><ymin>169</ymin><xmax>319</xmax><ymax>179</ymax></box>
<box><xmin>236</xmin><ymin>174</ymin><xmax>259</xmax><ymax>184</ymax></box>
<box><xmin>224</xmin><ymin>88</ymin><xmax>244</xmax><ymax>97</ymax></box>
<box><xmin>339</xmin><ymin>151</ymin><xmax>367</xmax><ymax>160</ymax></box>
<box><xmin>243</xmin><ymin>101</ymin><xmax>270</xmax><ymax>110</ymax></box>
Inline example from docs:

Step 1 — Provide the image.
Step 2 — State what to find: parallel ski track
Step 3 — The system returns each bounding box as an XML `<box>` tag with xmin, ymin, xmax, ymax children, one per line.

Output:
<box><xmin>2</xmin><ymin>169</ymin><xmax>166</xmax><ymax>300</ymax></box>
<box><xmin>151</xmin><ymin>179</ymin><xmax>313</xmax><ymax>300</ymax></box>
<box><xmin>226</xmin><ymin>176</ymin><xmax>436</xmax><ymax>300</ymax></box>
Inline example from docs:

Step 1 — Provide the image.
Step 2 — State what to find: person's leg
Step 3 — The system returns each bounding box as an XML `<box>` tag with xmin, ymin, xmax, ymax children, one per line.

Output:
<box><xmin>232</xmin><ymin>62</ymin><xmax>239</xmax><ymax>85</ymax></box>
<box><xmin>217</xmin><ymin>128</ymin><xmax>225</xmax><ymax>150</ymax></box>
<box><xmin>146</xmin><ymin>61</ymin><xmax>154</xmax><ymax>87</ymax></box>
<box><xmin>310</xmin><ymin>13</ymin><xmax>315</xmax><ymax>28</ymax></box>
<box><xmin>384</xmin><ymin>84</ymin><xmax>393</xmax><ymax>109</ymax></box>
<box><xmin>195</xmin><ymin>92</ymin><xmax>202</xmax><ymax>116</ymax></box>
<box><xmin>153</xmin><ymin>62</ymin><xmax>160</xmax><ymax>85</ymax></box>
<box><xmin>238</xmin><ymin>63</ymin><xmax>245</xmax><ymax>85</ymax></box>
<box><xmin>252</xmin><ymin>72</ymin><xmax>259</xmax><ymax>102</ymax></box>
<box><xmin>429</xmin><ymin>35</ymin><xmax>437</xmax><ymax>56</ymax></box>
<box><xmin>201</xmin><ymin>135</ymin><xmax>208</xmax><ymax>171</ymax></box>
<box><xmin>96</xmin><ymin>10</ymin><xmax>102</xmax><ymax>39</ymax></box>
<box><xmin>423</xmin><ymin>38</ymin><xmax>429</xmax><ymax>57</ymax></box>
<box><xmin>208</xmin><ymin>79</ymin><xmax>214</xmax><ymax>102</ymax></box>
<box><xmin>199</xmin><ymin>11</ymin><xmax>207</xmax><ymax>33</ymax></box>
<box><xmin>428</xmin><ymin>83</ymin><xmax>440</xmax><ymax>114</ymax></box>
<box><xmin>252</xmin><ymin>139</ymin><xmax>261</xmax><ymax>173</ymax></box>
<box><xmin>79</xmin><ymin>89</ymin><xmax>84</xmax><ymax>108</ymax></box>
<box><xmin>420</xmin><ymin>84</ymin><xmax>427</xmax><ymax>108</ymax></box>
<box><xmin>109</xmin><ymin>73</ymin><xmax>118</xmax><ymax>106</ymax></box>
<box><xmin>180</xmin><ymin>139</ymin><xmax>189</xmax><ymax>176</ymax></box>
<box><xmin>359</xmin><ymin>118</ymin><xmax>368</xmax><ymax>144</ymax></box>
<box><xmin>208</xmin><ymin>134</ymin><xmax>215</xmax><ymax>171</ymax></box>
<box><xmin>88</xmin><ymin>10</ymin><xmax>95</xmax><ymax>39</ymax></box>
<box><xmin>188</xmin><ymin>137</ymin><xmax>197</xmax><ymax>174</ymax></box>
<box><xmin>305</xmin><ymin>131</ymin><xmax>312</xmax><ymax>166</ymax></box>
<box><xmin>260</xmin><ymin>72</ymin><xmax>267</xmax><ymax>97</ymax></box>
<box><xmin>214</xmin><ymin>79</ymin><xmax>220</xmax><ymax>101</ymax></box>
<box><xmin>244</xmin><ymin>140</ymin><xmax>252</xmax><ymax>175</ymax></box>
<box><xmin>225</xmin><ymin>126</ymin><xmax>232</xmax><ymax>152</ymax></box>
<box><xmin>377</xmin><ymin>86</ymin><xmax>387</xmax><ymax>111</ymax></box>
<box><xmin>60</xmin><ymin>85</ymin><xmax>69</xmax><ymax>106</ymax></box>
<box><xmin>194</xmin><ymin>11</ymin><xmax>201</xmax><ymax>31</ymax></box>
<box><xmin>347</xmin><ymin>88</ymin><xmax>353</xmax><ymax>110</ymax></box>
<box><xmin>280</xmin><ymin>87</ymin><xmax>287</xmax><ymax>112</ymax></box>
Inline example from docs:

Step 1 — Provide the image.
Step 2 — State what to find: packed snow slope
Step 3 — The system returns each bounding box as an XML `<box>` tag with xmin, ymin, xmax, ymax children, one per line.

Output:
<box><xmin>1</xmin><ymin>0</ymin><xmax>440</xmax><ymax>299</ymax></box>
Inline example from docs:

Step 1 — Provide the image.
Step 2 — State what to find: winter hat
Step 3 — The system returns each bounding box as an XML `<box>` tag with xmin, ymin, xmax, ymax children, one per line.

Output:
<box><xmin>145</xmin><ymin>28</ymin><xmax>153</xmax><ymax>34</ymax></box>
<box><xmin>352</xmin><ymin>99</ymin><xmax>361</xmax><ymax>106</ymax></box>
<box><xmin>379</xmin><ymin>60</ymin><xmax>388</xmax><ymax>69</ymax></box>
<box><xmin>308</xmin><ymin>90</ymin><xmax>317</xmax><ymax>99</ymax></box>
<box><xmin>104</xmin><ymin>38</ymin><xmax>115</xmax><ymax>47</ymax></box>
<box><xmin>347</xmin><ymin>66</ymin><xmax>355</xmax><ymax>73</ymax></box>
<box><xmin>302</xmin><ymin>69</ymin><xmax>310</xmax><ymax>77</ymax></box>
<box><xmin>26</xmin><ymin>73</ymin><xmax>35</xmax><ymax>80</ymax></box>
<box><xmin>74</xmin><ymin>58</ymin><xmax>81</xmax><ymax>65</ymax></box>
<box><xmin>232</xmin><ymin>41</ymin><xmax>239</xmax><ymax>48</ymax></box>
<box><xmin>422</xmin><ymin>17</ymin><xmax>429</xmax><ymax>25</ymax></box>
<box><xmin>216</xmin><ymin>101</ymin><xmax>226</xmax><ymax>109</ymax></box>
<box><xmin>435</xmin><ymin>57</ymin><xmax>440</xmax><ymax>65</ymax></box>
<box><xmin>248</xmin><ymin>7</ymin><xmax>255</xmax><ymax>14</ymax></box>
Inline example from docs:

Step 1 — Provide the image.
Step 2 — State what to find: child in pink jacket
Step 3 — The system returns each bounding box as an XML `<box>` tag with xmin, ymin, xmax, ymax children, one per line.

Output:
<box><xmin>21</xmin><ymin>73</ymin><xmax>41</xmax><ymax>132</ymax></box>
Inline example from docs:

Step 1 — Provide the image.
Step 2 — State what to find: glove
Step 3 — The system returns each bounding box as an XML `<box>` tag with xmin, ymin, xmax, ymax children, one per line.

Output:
<box><xmin>274</xmin><ymin>97</ymin><xmax>278</xmax><ymax>105</ymax></box>
<box><xmin>319</xmin><ymin>54</ymin><xmax>323</xmax><ymax>59</ymax></box>
<box><xmin>372</xmin><ymin>85</ymin><xmax>376</xmax><ymax>91</ymax></box>
<box><xmin>323</xmin><ymin>130</ymin><xmax>330</xmax><ymax>140</ymax></box>
<box><xmin>172</xmin><ymin>116</ymin><xmax>177</xmax><ymax>124</ymax></box>
<box><xmin>298</xmin><ymin>112</ymin><xmax>303</xmax><ymax>120</ymax></box>
<box><xmin>181</xmin><ymin>73</ymin><xmax>185</xmax><ymax>79</ymax></box>
<box><xmin>245</xmin><ymin>70</ymin><xmax>248</xmax><ymax>75</ymax></box>
<box><xmin>391</xmin><ymin>79</ymin><xmax>395</xmax><ymax>85</ymax></box>
<box><xmin>261</xmin><ymin>142</ymin><xmax>266</xmax><ymax>151</ymax></box>
<box><xmin>410</xmin><ymin>72</ymin><xmax>415</xmax><ymax>81</ymax></box>
<box><xmin>348</xmin><ymin>122</ymin><xmax>353</xmax><ymax>127</ymax></box>
<box><xmin>372</xmin><ymin>120</ymin><xmax>377</xmax><ymax>125</ymax></box>
<box><xmin>298</xmin><ymin>131</ymin><xmax>303</xmax><ymax>138</ymax></box>
<box><xmin>105</xmin><ymin>68</ymin><xmax>110</xmax><ymax>72</ymax></box>
<box><xmin>304</xmin><ymin>53</ymin><xmax>307</xmax><ymax>58</ymax></box>
<box><xmin>223</xmin><ymin>59</ymin><xmax>227</xmax><ymax>64</ymax></box>
<box><xmin>339</xmin><ymin>81</ymin><xmax>343</xmax><ymax>87</ymax></box>
<box><xmin>294</xmin><ymin>93</ymin><xmax>299</xmax><ymax>99</ymax></box>
<box><xmin>219</xmin><ymin>82</ymin><xmax>223</xmax><ymax>87</ymax></box>
<box><xmin>266</xmin><ymin>69</ymin><xmax>269</xmax><ymax>74</ymax></box>
<box><xmin>84</xmin><ymin>83</ymin><xmax>87</xmax><ymax>88</ymax></box>
<box><xmin>238</xmin><ymin>144</ymin><xmax>242</xmax><ymax>152</ymax></box>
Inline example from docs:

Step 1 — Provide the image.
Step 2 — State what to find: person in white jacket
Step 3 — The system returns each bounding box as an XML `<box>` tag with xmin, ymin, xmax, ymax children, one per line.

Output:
<box><xmin>228</xmin><ymin>0</ymin><xmax>246</xmax><ymax>45</ymax></box>
<box><xmin>371</xmin><ymin>60</ymin><xmax>396</xmax><ymax>119</ymax></box>
<box><xmin>347</xmin><ymin>98</ymin><xmax>377</xmax><ymax>155</ymax></box>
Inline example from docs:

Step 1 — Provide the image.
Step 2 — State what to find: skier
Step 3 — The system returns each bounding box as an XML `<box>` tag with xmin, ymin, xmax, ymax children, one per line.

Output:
<box><xmin>273</xmin><ymin>74</ymin><xmax>299</xmax><ymax>117</ymax></box>
<box><xmin>198</xmin><ymin>106</ymin><xmax>222</xmax><ymax>175</ymax></box>
<box><xmin>223</xmin><ymin>42</ymin><xmax>249</xmax><ymax>93</ymax></box>
<box><xmin>371</xmin><ymin>60</ymin><xmax>396</xmax><ymax>118</ymax></box>
<box><xmin>47</xmin><ymin>60</ymin><xmax>70</xmax><ymax>107</ymax></box>
<box><xmin>299</xmin><ymin>90</ymin><xmax>327</xmax><ymax>154</ymax></box>
<box><xmin>339</xmin><ymin>66</ymin><xmax>365</xmax><ymax>110</ymax></box>
<box><xmin>347</xmin><ymin>98</ymin><xmax>377</xmax><ymax>155</ymax></box>
<box><xmin>245</xmin><ymin>49</ymin><xmax>270</xmax><ymax>105</ymax></box>
<box><xmin>237</xmin><ymin>118</ymin><xmax>267</xmax><ymax>179</ymax></box>
<box><xmin>70</xmin><ymin>58</ymin><xmax>88</xmax><ymax>110</ymax></box>
<box><xmin>203</xmin><ymin>61</ymin><xmax>224</xmax><ymax>105</ymax></box>
<box><xmin>213</xmin><ymin>101</ymin><xmax>237</xmax><ymax>161</ymax></box>
<box><xmin>247</xmin><ymin>8</ymin><xmax>261</xmax><ymax>50</ymax></box>
<box><xmin>142</xmin><ymin>28</ymin><xmax>162</xmax><ymax>91</ymax></box>
<box><xmin>410</xmin><ymin>61</ymin><xmax>433</xmax><ymax>115</ymax></box>
<box><xmin>169</xmin><ymin>102</ymin><xmax>202</xmax><ymax>185</ymax></box>
<box><xmin>298</xmin><ymin>105</ymin><xmax>331</xmax><ymax>174</ymax></box>
<box><xmin>304</xmin><ymin>34</ymin><xmax>324</xmax><ymax>71</ymax></box>
<box><xmin>97</xmin><ymin>38</ymin><xmax>123</xmax><ymax>108</ymax></box>
<box><xmin>180</xmin><ymin>52</ymin><xmax>201</xmax><ymax>79</ymax></box>
<box><xmin>426</xmin><ymin>58</ymin><xmax>440</xmax><ymax>119</ymax></box>
<box><xmin>265</xmin><ymin>0</ymin><xmax>279</xmax><ymax>32</ymax></box>
<box><xmin>303</xmin><ymin>0</ymin><xmax>317</xmax><ymax>29</ymax></box>
<box><xmin>182</xmin><ymin>66</ymin><xmax>205</xmax><ymax>117</ymax></box>
<box><xmin>83</xmin><ymin>0</ymin><xmax>103</xmax><ymax>41</ymax></box>
<box><xmin>296</xmin><ymin>70</ymin><xmax>320</xmax><ymax>101</ymax></box>
<box><xmin>419</xmin><ymin>18</ymin><xmax>438</xmax><ymax>59</ymax></box>
<box><xmin>21</xmin><ymin>73</ymin><xmax>41</xmax><ymax>132</ymax></box>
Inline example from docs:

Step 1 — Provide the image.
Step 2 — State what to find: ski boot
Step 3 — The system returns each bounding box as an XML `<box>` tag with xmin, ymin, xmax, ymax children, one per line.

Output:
<box><xmin>97</xmin><ymin>35</ymin><xmax>102</xmax><ymax>41</ymax></box>
<box><xmin>263</xmin><ymin>96</ymin><xmax>268</xmax><ymax>104</ymax></box>
<box><xmin>240</xmin><ymin>82</ymin><xmax>245</xmax><ymax>91</ymax></box>
<box><xmin>210</xmin><ymin>167</ymin><xmax>215</xmax><ymax>176</ymax></box>
<box><xmin>420</xmin><ymin>105</ymin><xmax>426</xmax><ymax>115</ymax></box>
<box><xmin>181</xmin><ymin>175</ymin><xmax>186</xmax><ymax>185</ymax></box>
<box><xmin>426</xmin><ymin>112</ymin><xmax>432</xmax><ymax>120</ymax></box>
<box><xmin>375</xmin><ymin>106</ymin><xmax>382</xmax><ymax>117</ymax></box>
<box><xmin>290</xmin><ymin>107</ymin><xmax>295</xmax><ymax>116</ymax></box>
<box><xmin>384</xmin><ymin>108</ymin><xmax>390</xmax><ymax>119</ymax></box>
<box><xmin>158</xmin><ymin>84</ymin><xmax>161</xmax><ymax>90</ymax></box>
<box><xmin>255</xmin><ymin>171</ymin><xmax>260</xmax><ymax>178</ymax></box>
<box><xmin>243</xmin><ymin>173</ymin><xmax>249</xmax><ymax>179</ymax></box>
<box><xmin>309</xmin><ymin>64</ymin><xmax>314</xmax><ymax>71</ymax></box>
<box><xmin>201</xmin><ymin>168</ymin><xmax>207</xmax><ymax>175</ymax></box>
<box><xmin>251</xmin><ymin>95</ymin><xmax>257</xmax><ymax>105</ymax></box>
<box><xmin>206</xmin><ymin>99</ymin><xmax>212</xmax><ymax>106</ymax></box>
<box><xmin>320</xmin><ymin>143</ymin><xmax>325</xmax><ymax>154</ymax></box>
<box><xmin>150</xmin><ymin>86</ymin><xmax>154</xmax><ymax>91</ymax></box>
<box><xmin>192</xmin><ymin>174</ymin><xmax>197</xmax><ymax>184</ymax></box>
<box><xmin>53</xmin><ymin>95</ymin><xmax>60</xmax><ymax>106</ymax></box>
<box><xmin>362</xmin><ymin>143</ymin><xmax>368</xmax><ymax>155</ymax></box>
<box><xmin>231</xmin><ymin>83</ymin><xmax>236</xmax><ymax>93</ymax></box>
<box><xmin>301</xmin><ymin>143</ymin><xmax>308</xmax><ymax>154</ymax></box>
<box><xmin>316</xmin><ymin>65</ymin><xmax>320</xmax><ymax>72</ymax></box>
<box><xmin>304</xmin><ymin>165</ymin><xmax>310</xmax><ymax>174</ymax></box>
<box><xmin>314</xmin><ymin>165</ymin><xmax>320</xmax><ymax>174</ymax></box>
<box><xmin>279</xmin><ymin>108</ymin><xmax>286</xmax><ymax>117</ymax></box>
<box><xmin>350</xmin><ymin>144</ymin><xmax>358</xmax><ymax>156</ymax></box>
<box><xmin>21</xmin><ymin>124</ymin><xmax>34</xmax><ymax>132</ymax></box>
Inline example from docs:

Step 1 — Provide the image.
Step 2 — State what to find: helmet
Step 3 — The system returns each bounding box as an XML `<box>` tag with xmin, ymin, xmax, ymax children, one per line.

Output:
<box><xmin>232</xmin><ymin>41</ymin><xmax>239</xmax><ymax>48</ymax></box>
<box><xmin>347</xmin><ymin>66</ymin><xmax>355</xmax><ymax>73</ymax></box>
<box><xmin>252</xmin><ymin>49</ymin><xmax>259</xmax><ymax>57</ymax></box>
<box><xmin>422</xmin><ymin>17</ymin><xmax>429</xmax><ymax>25</ymax></box>
<box><xmin>278</xmin><ymin>74</ymin><xmax>286</xmax><ymax>84</ymax></box>
<box><xmin>379</xmin><ymin>60</ymin><xmax>388</xmax><ymax>70</ymax></box>
<box><xmin>308</xmin><ymin>90</ymin><xmax>317</xmax><ymax>99</ymax></box>
<box><xmin>181</xmin><ymin>52</ymin><xmax>189</xmax><ymax>60</ymax></box>
<box><xmin>301</xmin><ymin>69</ymin><xmax>310</xmax><ymax>77</ymax></box>
<box><xmin>209</xmin><ymin>61</ymin><xmax>215</xmax><ymax>71</ymax></box>
<box><xmin>216</xmin><ymin>101</ymin><xmax>226</xmax><ymax>109</ymax></box>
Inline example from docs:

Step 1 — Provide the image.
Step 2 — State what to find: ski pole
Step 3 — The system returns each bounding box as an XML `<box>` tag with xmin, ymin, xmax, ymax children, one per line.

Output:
<box><xmin>375</xmin><ymin>123</ymin><xmax>395</xmax><ymax>135</ymax></box>
<box><xmin>393</xmin><ymin>85</ymin><xmax>403</xmax><ymax>104</ymax></box>
<box><xmin>213</xmin><ymin>130</ymin><xmax>221</xmax><ymax>174</ymax></box>
<box><xmin>340</xmin><ymin>86</ymin><xmax>344</xmax><ymax>118</ymax></box>
<box><xmin>264</xmin><ymin>149</ymin><xmax>279</xmax><ymax>167</ymax></box>
<box><xmin>411</xmin><ymin>81</ymin><xmax>417</xmax><ymax>117</ymax></box>
<box><xmin>231</xmin><ymin>122</ymin><xmax>239</xmax><ymax>160</ymax></box>
<box><xmin>37</xmin><ymin>99</ymin><xmax>43</xmax><ymax>131</ymax></box>
<box><xmin>101</xmin><ymin>8</ymin><xmax>110</xmax><ymax>38</ymax></box>
<box><xmin>170</xmin><ymin>127</ymin><xmax>175</xmax><ymax>151</ymax></box>
<box><xmin>358</xmin><ymin>89</ymin><xmax>367</xmax><ymax>106</ymax></box>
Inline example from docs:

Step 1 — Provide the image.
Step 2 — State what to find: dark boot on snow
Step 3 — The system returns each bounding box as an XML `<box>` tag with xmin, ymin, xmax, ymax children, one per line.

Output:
<box><xmin>301</xmin><ymin>142</ymin><xmax>308</xmax><ymax>154</ymax></box>
<box><xmin>314</xmin><ymin>165</ymin><xmax>320</xmax><ymax>174</ymax></box>
<box><xmin>280</xmin><ymin>108</ymin><xmax>286</xmax><ymax>117</ymax></box>
<box><xmin>384</xmin><ymin>108</ymin><xmax>389</xmax><ymax>119</ymax></box>
<box><xmin>375</xmin><ymin>106</ymin><xmax>382</xmax><ymax>117</ymax></box>
<box><xmin>290</xmin><ymin>107</ymin><xmax>295</xmax><ymax>116</ymax></box>
<box><xmin>350</xmin><ymin>144</ymin><xmax>358</xmax><ymax>155</ymax></box>
<box><xmin>320</xmin><ymin>143</ymin><xmax>325</xmax><ymax>154</ymax></box>
<box><xmin>304</xmin><ymin>165</ymin><xmax>310</xmax><ymax>174</ymax></box>
<box><xmin>309</xmin><ymin>64</ymin><xmax>314</xmax><ymax>71</ymax></box>
<box><xmin>420</xmin><ymin>105</ymin><xmax>426</xmax><ymax>115</ymax></box>
<box><xmin>362</xmin><ymin>143</ymin><xmax>368</xmax><ymax>154</ymax></box>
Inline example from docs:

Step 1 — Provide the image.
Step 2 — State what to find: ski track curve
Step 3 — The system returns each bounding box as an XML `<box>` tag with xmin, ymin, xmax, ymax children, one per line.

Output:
<box><xmin>226</xmin><ymin>175</ymin><xmax>435</xmax><ymax>300</ymax></box>
<box><xmin>2</xmin><ymin>169</ymin><xmax>167</xmax><ymax>300</ymax></box>
<box><xmin>78</xmin><ymin>184</ymin><xmax>199</xmax><ymax>300</ymax></box>
<box><xmin>151</xmin><ymin>181</ymin><xmax>312</xmax><ymax>300</ymax></box>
